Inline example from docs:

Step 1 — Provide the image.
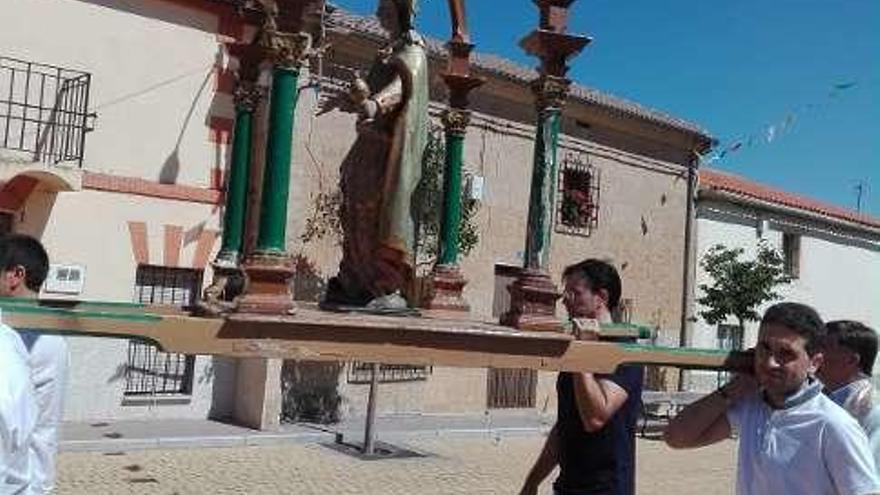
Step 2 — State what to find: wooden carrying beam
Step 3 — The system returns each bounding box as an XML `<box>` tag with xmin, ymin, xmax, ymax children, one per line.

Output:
<box><xmin>0</xmin><ymin>299</ymin><xmax>751</xmax><ymax>374</ymax></box>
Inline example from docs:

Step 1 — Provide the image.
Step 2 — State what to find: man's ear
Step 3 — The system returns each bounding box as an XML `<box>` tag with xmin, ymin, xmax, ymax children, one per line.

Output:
<box><xmin>809</xmin><ymin>352</ymin><xmax>825</xmax><ymax>375</ymax></box>
<box><xmin>6</xmin><ymin>265</ymin><xmax>27</xmax><ymax>292</ymax></box>
<box><xmin>849</xmin><ymin>351</ymin><xmax>861</xmax><ymax>369</ymax></box>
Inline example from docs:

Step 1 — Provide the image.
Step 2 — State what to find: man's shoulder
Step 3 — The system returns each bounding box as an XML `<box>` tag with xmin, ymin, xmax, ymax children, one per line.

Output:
<box><xmin>806</xmin><ymin>393</ymin><xmax>866</xmax><ymax>436</ymax></box>
<box><xmin>0</xmin><ymin>324</ymin><xmax>33</xmax><ymax>402</ymax></box>
<box><xmin>15</xmin><ymin>329</ymin><xmax>68</xmax><ymax>354</ymax></box>
<box><xmin>0</xmin><ymin>323</ymin><xmax>28</xmax><ymax>358</ymax></box>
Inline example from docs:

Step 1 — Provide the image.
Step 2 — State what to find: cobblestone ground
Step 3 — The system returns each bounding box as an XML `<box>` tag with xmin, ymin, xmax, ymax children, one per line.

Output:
<box><xmin>56</xmin><ymin>436</ymin><xmax>736</xmax><ymax>494</ymax></box>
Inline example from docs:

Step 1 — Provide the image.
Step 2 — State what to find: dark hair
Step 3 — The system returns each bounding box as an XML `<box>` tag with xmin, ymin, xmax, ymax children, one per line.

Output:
<box><xmin>760</xmin><ymin>302</ymin><xmax>825</xmax><ymax>355</ymax></box>
<box><xmin>562</xmin><ymin>259</ymin><xmax>622</xmax><ymax>311</ymax></box>
<box><xmin>826</xmin><ymin>320</ymin><xmax>878</xmax><ymax>376</ymax></box>
<box><xmin>0</xmin><ymin>234</ymin><xmax>49</xmax><ymax>292</ymax></box>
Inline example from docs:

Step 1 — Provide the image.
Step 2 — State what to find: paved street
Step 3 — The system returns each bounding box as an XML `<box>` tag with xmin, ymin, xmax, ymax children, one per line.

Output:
<box><xmin>56</xmin><ymin>435</ymin><xmax>736</xmax><ymax>494</ymax></box>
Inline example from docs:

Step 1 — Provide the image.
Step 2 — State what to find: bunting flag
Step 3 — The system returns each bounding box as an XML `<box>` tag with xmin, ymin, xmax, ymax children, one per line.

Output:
<box><xmin>707</xmin><ymin>80</ymin><xmax>861</xmax><ymax>164</ymax></box>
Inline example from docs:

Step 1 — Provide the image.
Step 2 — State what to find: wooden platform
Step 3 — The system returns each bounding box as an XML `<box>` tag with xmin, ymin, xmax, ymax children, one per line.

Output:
<box><xmin>0</xmin><ymin>299</ymin><xmax>751</xmax><ymax>374</ymax></box>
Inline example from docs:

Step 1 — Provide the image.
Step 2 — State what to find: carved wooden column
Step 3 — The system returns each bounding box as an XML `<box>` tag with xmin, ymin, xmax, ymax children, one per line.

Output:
<box><xmin>423</xmin><ymin>0</ymin><xmax>484</xmax><ymax>312</ymax></box>
<box><xmin>501</xmin><ymin>0</ymin><xmax>590</xmax><ymax>330</ymax></box>
<box><xmin>202</xmin><ymin>43</ymin><xmax>263</xmax><ymax>311</ymax></box>
<box><xmin>237</xmin><ymin>25</ymin><xmax>311</xmax><ymax>315</ymax></box>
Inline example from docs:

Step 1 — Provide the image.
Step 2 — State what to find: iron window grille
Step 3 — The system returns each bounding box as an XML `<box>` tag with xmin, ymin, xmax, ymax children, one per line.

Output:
<box><xmin>124</xmin><ymin>266</ymin><xmax>202</xmax><ymax>396</ymax></box>
<box><xmin>347</xmin><ymin>362</ymin><xmax>432</xmax><ymax>384</ymax></box>
<box><xmin>556</xmin><ymin>152</ymin><xmax>600</xmax><ymax>237</ymax></box>
<box><xmin>0</xmin><ymin>55</ymin><xmax>93</xmax><ymax>167</ymax></box>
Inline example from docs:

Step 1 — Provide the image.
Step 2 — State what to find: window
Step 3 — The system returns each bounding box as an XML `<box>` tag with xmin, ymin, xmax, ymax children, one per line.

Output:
<box><xmin>346</xmin><ymin>362</ymin><xmax>431</xmax><ymax>384</ymax></box>
<box><xmin>717</xmin><ymin>324</ymin><xmax>744</xmax><ymax>351</ymax></box>
<box><xmin>716</xmin><ymin>324</ymin><xmax>744</xmax><ymax>387</ymax></box>
<box><xmin>556</xmin><ymin>152</ymin><xmax>600</xmax><ymax>237</ymax></box>
<box><xmin>782</xmin><ymin>233</ymin><xmax>801</xmax><ymax>279</ymax></box>
<box><xmin>124</xmin><ymin>265</ymin><xmax>201</xmax><ymax>396</ymax></box>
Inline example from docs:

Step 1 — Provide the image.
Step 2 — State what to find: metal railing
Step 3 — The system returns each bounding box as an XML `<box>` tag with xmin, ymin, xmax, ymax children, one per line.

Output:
<box><xmin>124</xmin><ymin>342</ymin><xmax>195</xmax><ymax>396</ymax></box>
<box><xmin>0</xmin><ymin>56</ymin><xmax>93</xmax><ymax>167</ymax></box>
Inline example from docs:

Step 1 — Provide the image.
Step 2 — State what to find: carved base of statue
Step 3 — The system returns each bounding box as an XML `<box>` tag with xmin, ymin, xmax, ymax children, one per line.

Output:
<box><xmin>422</xmin><ymin>264</ymin><xmax>469</xmax><ymax>312</ymax></box>
<box><xmin>500</xmin><ymin>268</ymin><xmax>562</xmax><ymax>331</ymax></box>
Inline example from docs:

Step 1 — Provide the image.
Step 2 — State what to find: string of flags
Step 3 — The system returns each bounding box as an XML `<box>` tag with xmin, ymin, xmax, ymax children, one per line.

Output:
<box><xmin>703</xmin><ymin>80</ymin><xmax>861</xmax><ymax>164</ymax></box>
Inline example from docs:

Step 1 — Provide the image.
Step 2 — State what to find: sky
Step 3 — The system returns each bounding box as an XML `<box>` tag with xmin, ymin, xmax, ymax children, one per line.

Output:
<box><xmin>331</xmin><ymin>0</ymin><xmax>879</xmax><ymax>216</ymax></box>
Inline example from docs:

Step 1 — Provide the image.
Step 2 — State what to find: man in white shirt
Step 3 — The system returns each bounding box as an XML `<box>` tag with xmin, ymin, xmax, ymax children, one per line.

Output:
<box><xmin>665</xmin><ymin>302</ymin><xmax>880</xmax><ymax>495</ymax></box>
<box><xmin>0</xmin><ymin>322</ymin><xmax>36</xmax><ymax>494</ymax></box>
<box><xmin>819</xmin><ymin>320</ymin><xmax>880</xmax><ymax>471</ymax></box>
<box><xmin>0</xmin><ymin>234</ymin><xmax>69</xmax><ymax>494</ymax></box>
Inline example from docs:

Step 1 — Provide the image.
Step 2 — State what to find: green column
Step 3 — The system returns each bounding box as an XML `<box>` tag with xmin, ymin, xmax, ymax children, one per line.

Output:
<box><xmin>438</xmin><ymin>109</ymin><xmax>469</xmax><ymax>266</ymax></box>
<box><xmin>523</xmin><ymin>104</ymin><xmax>562</xmax><ymax>271</ymax></box>
<box><xmin>255</xmin><ymin>66</ymin><xmax>299</xmax><ymax>255</ymax></box>
<box><xmin>523</xmin><ymin>76</ymin><xmax>569</xmax><ymax>271</ymax></box>
<box><xmin>217</xmin><ymin>83</ymin><xmax>259</xmax><ymax>264</ymax></box>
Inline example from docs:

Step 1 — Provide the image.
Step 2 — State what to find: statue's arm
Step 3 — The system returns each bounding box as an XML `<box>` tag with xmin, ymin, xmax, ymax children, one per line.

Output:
<box><xmin>356</xmin><ymin>74</ymin><xmax>404</xmax><ymax>124</ymax></box>
<box><xmin>369</xmin><ymin>74</ymin><xmax>404</xmax><ymax>116</ymax></box>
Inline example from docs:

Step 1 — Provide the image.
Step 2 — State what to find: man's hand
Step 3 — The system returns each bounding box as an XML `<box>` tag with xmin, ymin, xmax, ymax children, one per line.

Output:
<box><xmin>572</xmin><ymin>318</ymin><xmax>600</xmax><ymax>341</ymax></box>
<box><xmin>720</xmin><ymin>373</ymin><xmax>758</xmax><ymax>404</ymax></box>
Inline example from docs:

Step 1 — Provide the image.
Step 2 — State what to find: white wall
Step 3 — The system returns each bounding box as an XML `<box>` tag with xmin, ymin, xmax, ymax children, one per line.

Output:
<box><xmin>16</xmin><ymin>187</ymin><xmax>233</xmax><ymax>421</ymax></box>
<box><xmin>0</xmin><ymin>0</ymin><xmax>231</xmax><ymax>187</ymax></box>
<box><xmin>689</xmin><ymin>200</ymin><xmax>880</xmax><ymax>391</ymax></box>
<box><xmin>0</xmin><ymin>0</ymin><xmax>241</xmax><ymax>421</ymax></box>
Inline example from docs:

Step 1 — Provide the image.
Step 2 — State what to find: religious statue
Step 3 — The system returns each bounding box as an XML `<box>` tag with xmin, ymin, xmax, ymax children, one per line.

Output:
<box><xmin>322</xmin><ymin>0</ymin><xmax>429</xmax><ymax>312</ymax></box>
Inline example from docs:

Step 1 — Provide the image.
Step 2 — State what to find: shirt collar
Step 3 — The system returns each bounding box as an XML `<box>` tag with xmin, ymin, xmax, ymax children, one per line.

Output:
<box><xmin>828</xmin><ymin>375</ymin><xmax>871</xmax><ymax>406</ymax></box>
<box><xmin>763</xmin><ymin>378</ymin><xmax>823</xmax><ymax>410</ymax></box>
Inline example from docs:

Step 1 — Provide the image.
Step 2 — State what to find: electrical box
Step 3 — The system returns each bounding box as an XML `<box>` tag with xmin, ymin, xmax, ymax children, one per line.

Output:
<box><xmin>44</xmin><ymin>264</ymin><xmax>85</xmax><ymax>295</ymax></box>
<box><xmin>468</xmin><ymin>175</ymin><xmax>485</xmax><ymax>201</ymax></box>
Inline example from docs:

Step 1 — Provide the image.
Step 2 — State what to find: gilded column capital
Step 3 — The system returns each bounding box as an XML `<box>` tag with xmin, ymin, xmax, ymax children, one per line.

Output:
<box><xmin>442</xmin><ymin>108</ymin><xmax>471</xmax><ymax>136</ymax></box>
<box><xmin>233</xmin><ymin>80</ymin><xmax>263</xmax><ymax>113</ymax></box>
<box><xmin>531</xmin><ymin>75</ymin><xmax>571</xmax><ymax>111</ymax></box>
<box><xmin>260</xmin><ymin>29</ymin><xmax>311</xmax><ymax>69</ymax></box>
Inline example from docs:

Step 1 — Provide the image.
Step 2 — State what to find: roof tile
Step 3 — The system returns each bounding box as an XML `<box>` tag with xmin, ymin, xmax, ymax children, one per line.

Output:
<box><xmin>700</xmin><ymin>168</ymin><xmax>880</xmax><ymax>229</ymax></box>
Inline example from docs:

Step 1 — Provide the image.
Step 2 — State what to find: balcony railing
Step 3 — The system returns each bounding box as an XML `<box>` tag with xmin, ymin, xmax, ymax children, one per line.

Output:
<box><xmin>0</xmin><ymin>56</ymin><xmax>93</xmax><ymax>167</ymax></box>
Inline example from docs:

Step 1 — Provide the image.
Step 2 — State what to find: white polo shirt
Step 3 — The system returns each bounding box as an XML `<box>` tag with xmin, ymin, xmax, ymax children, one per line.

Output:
<box><xmin>0</xmin><ymin>323</ymin><xmax>36</xmax><ymax>494</ymax></box>
<box><xmin>728</xmin><ymin>379</ymin><xmax>880</xmax><ymax>495</ymax></box>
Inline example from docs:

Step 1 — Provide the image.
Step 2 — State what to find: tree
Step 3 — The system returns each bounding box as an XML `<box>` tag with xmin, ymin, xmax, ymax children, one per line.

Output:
<box><xmin>697</xmin><ymin>241</ymin><xmax>791</xmax><ymax>333</ymax></box>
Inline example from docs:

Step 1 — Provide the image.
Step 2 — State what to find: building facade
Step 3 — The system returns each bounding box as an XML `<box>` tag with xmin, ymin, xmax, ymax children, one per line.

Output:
<box><xmin>687</xmin><ymin>168</ymin><xmax>880</xmax><ymax>391</ymax></box>
<box><xmin>1</xmin><ymin>0</ymin><xmax>712</xmax><ymax>425</ymax></box>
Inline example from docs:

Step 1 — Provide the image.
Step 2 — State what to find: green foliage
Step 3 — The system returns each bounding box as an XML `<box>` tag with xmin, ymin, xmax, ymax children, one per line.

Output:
<box><xmin>697</xmin><ymin>241</ymin><xmax>791</xmax><ymax>328</ymax></box>
<box><xmin>281</xmin><ymin>361</ymin><xmax>343</xmax><ymax>424</ymax></box>
<box><xmin>301</xmin><ymin>190</ymin><xmax>342</xmax><ymax>245</ymax></box>
<box><xmin>412</xmin><ymin>123</ymin><xmax>480</xmax><ymax>267</ymax></box>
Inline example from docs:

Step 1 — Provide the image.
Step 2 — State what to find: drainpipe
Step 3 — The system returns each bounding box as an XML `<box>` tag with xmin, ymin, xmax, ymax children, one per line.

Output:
<box><xmin>678</xmin><ymin>151</ymin><xmax>698</xmax><ymax>391</ymax></box>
